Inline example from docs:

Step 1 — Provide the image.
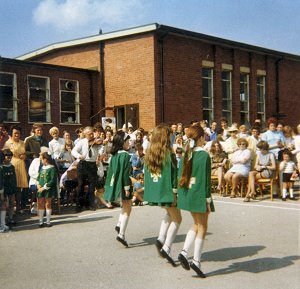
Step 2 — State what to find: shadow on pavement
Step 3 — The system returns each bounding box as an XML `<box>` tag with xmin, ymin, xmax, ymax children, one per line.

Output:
<box><xmin>202</xmin><ymin>245</ymin><xmax>266</xmax><ymax>261</ymax></box>
<box><xmin>206</xmin><ymin>255</ymin><xmax>300</xmax><ymax>276</ymax></box>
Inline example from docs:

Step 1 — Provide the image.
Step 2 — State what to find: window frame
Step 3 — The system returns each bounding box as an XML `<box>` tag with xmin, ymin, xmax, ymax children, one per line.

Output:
<box><xmin>59</xmin><ymin>78</ymin><xmax>80</xmax><ymax>124</ymax></box>
<box><xmin>202</xmin><ymin>67</ymin><xmax>214</xmax><ymax>123</ymax></box>
<box><xmin>221</xmin><ymin>70</ymin><xmax>232</xmax><ymax>124</ymax></box>
<box><xmin>0</xmin><ymin>72</ymin><xmax>18</xmax><ymax>122</ymax></box>
<box><xmin>240</xmin><ymin>73</ymin><xmax>250</xmax><ymax>124</ymax></box>
<box><xmin>27</xmin><ymin>75</ymin><xmax>51</xmax><ymax>123</ymax></box>
<box><xmin>257</xmin><ymin>75</ymin><xmax>266</xmax><ymax>123</ymax></box>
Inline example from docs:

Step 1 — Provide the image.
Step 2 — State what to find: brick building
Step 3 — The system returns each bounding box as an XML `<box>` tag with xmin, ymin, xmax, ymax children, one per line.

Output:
<box><xmin>3</xmin><ymin>23</ymin><xmax>300</xmax><ymax>133</ymax></box>
<box><xmin>0</xmin><ymin>57</ymin><xmax>99</xmax><ymax>138</ymax></box>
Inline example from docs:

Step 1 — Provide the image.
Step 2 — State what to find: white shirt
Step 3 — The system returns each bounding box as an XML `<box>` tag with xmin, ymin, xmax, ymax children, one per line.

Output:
<box><xmin>72</xmin><ymin>138</ymin><xmax>102</xmax><ymax>162</ymax></box>
<box><xmin>48</xmin><ymin>138</ymin><xmax>65</xmax><ymax>159</ymax></box>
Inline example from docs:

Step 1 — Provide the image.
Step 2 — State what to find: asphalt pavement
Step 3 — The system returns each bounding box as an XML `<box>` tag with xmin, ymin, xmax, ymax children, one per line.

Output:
<box><xmin>0</xmin><ymin>195</ymin><xmax>299</xmax><ymax>289</ymax></box>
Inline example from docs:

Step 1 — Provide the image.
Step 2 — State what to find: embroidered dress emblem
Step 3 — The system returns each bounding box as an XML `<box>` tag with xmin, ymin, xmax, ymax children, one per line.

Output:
<box><xmin>110</xmin><ymin>174</ymin><xmax>115</xmax><ymax>186</ymax></box>
<box><xmin>150</xmin><ymin>172</ymin><xmax>161</xmax><ymax>182</ymax></box>
<box><xmin>189</xmin><ymin>177</ymin><xmax>196</xmax><ymax>188</ymax></box>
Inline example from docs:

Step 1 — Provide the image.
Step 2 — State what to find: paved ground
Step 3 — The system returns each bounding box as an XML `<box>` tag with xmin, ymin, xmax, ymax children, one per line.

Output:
<box><xmin>0</xmin><ymin>194</ymin><xmax>299</xmax><ymax>289</ymax></box>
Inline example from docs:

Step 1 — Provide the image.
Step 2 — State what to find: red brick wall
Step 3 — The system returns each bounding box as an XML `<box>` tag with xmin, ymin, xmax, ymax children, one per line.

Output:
<box><xmin>1</xmin><ymin>59</ymin><xmax>97</xmax><ymax>139</ymax></box>
<box><xmin>29</xmin><ymin>43</ymin><xmax>100</xmax><ymax>70</ymax></box>
<box><xmin>104</xmin><ymin>34</ymin><xmax>156</xmax><ymax>131</ymax></box>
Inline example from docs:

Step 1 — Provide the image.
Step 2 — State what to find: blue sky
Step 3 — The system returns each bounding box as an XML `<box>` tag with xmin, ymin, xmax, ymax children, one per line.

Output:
<box><xmin>0</xmin><ymin>0</ymin><xmax>299</xmax><ymax>58</ymax></box>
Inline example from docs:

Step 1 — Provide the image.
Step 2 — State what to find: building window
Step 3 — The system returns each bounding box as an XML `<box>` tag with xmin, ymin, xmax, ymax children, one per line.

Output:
<box><xmin>60</xmin><ymin>79</ymin><xmax>80</xmax><ymax>124</ymax></box>
<box><xmin>257</xmin><ymin>76</ymin><xmax>266</xmax><ymax>123</ymax></box>
<box><xmin>202</xmin><ymin>68</ymin><xmax>214</xmax><ymax>123</ymax></box>
<box><xmin>240</xmin><ymin>73</ymin><xmax>249</xmax><ymax>125</ymax></box>
<box><xmin>28</xmin><ymin>76</ymin><xmax>51</xmax><ymax>123</ymax></box>
<box><xmin>221</xmin><ymin>70</ymin><xmax>232</xmax><ymax>124</ymax></box>
<box><xmin>0</xmin><ymin>72</ymin><xmax>17</xmax><ymax>122</ymax></box>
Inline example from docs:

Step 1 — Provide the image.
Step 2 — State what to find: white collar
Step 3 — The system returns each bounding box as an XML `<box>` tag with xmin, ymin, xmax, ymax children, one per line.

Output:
<box><xmin>194</xmin><ymin>147</ymin><xmax>205</xmax><ymax>152</ymax></box>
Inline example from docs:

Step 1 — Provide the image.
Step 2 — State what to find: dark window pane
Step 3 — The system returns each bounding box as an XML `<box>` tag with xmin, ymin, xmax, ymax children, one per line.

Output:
<box><xmin>0</xmin><ymin>73</ymin><xmax>13</xmax><ymax>85</ymax></box>
<box><xmin>61</xmin><ymin>92</ymin><xmax>76</xmax><ymax>111</ymax></box>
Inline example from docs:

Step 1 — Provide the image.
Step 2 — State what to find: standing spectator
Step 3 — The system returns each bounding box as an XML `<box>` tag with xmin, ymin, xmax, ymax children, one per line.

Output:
<box><xmin>144</xmin><ymin>124</ymin><xmax>181</xmax><ymax>267</ymax></box>
<box><xmin>74</xmin><ymin>127</ymin><xmax>84</xmax><ymax>145</ymax></box>
<box><xmin>176</xmin><ymin>123</ymin><xmax>183</xmax><ymax>135</ymax></box>
<box><xmin>4</xmin><ymin>126</ymin><xmax>29</xmax><ymax>214</ymax></box>
<box><xmin>36</xmin><ymin>152</ymin><xmax>58</xmax><ymax>227</ymax></box>
<box><xmin>130</xmin><ymin>144</ymin><xmax>144</xmax><ymax>179</ymax></box>
<box><xmin>72</xmin><ymin>126</ymin><xmax>102</xmax><ymax>211</ymax></box>
<box><xmin>48</xmin><ymin>127</ymin><xmax>65</xmax><ymax>170</ymax></box>
<box><xmin>209</xmin><ymin>121</ymin><xmax>218</xmax><ymax>141</ymax></box>
<box><xmin>220</xmin><ymin>118</ymin><xmax>229</xmax><ymax>141</ymax></box>
<box><xmin>170</xmin><ymin>123</ymin><xmax>177</xmax><ymax>145</ymax></box>
<box><xmin>104</xmin><ymin>131</ymin><xmax>132</xmax><ymax>247</ymax></box>
<box><xmin>0</xmin><ymin>156</ymin><xmax>8</xmax><ymax>232</ymax></box>
<box><xmin>63</xmin><ymin>130</ymin><xmax>74</xmax><ymax>147</ymax></box>
<box><xmin>261</xmin><ymin>118</ymin><xmax>285</xmax><ymax>160</ymax></box>
<box><xmin>177</xmin><ymin>125</ymin><xmax>214</xmax><ymax>278</ymax></box>
<box><xmin>0</xmin><ymin>124</ymin><xmax>10</xmax><ymax>150</ymax></box>
<box><xmin>292</xmin><ymin>124</ymin><xmax>300</xmax><ymax>171</ymax></box>
<box><xmin>25</xmin><ymin>123</ymin><xmax>48</xmax><ymax>163</ymax></box>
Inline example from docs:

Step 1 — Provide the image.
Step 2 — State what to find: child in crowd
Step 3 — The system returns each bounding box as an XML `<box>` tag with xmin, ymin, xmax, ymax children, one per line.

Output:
<box><xmin>0</xmin><ymin>151</ymin><xmax>10</xmax><ymax>233</ymax></box>
<box><xmin>279</xmin><ymin>149</ymin><xmax>298</xmax><ymax>201</ymax></box>
<box><xmin>104</xmin><ymin>131</ymin><xmax>132</xmax><ymax>247</ymax></box>
<box><xmin>131</xmin><ymin>173</ymin><xmax>145</xmax><ymax>206</ymax></box>
<box><xmin>36</xmin><ymin>152</ymin><xmax>58</xmax><ymax>227</ymax></box>
<box><xmin>130</xmin><ymin>144</ymin><xmax>144</xmax><ymax>178</ymax></box>
<box><xmin>1</xmin><ymin>149</ymin><xmax>17</xmax><ymax>228</ymax></box>
<box><xmin>175</xmin><ymin>147</ymin><xmax>183</xmax><ymax>169</ymax></box>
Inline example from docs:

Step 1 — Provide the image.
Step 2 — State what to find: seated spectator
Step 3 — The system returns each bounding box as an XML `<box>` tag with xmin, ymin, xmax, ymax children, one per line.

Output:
<box><xmin>58</xmin><ymin>140</ymin><xmax>75</xmax><ymax>172</ymax></box>
<box><xmin>130</xmin><ymin>144</ymin><xmax>144</xmax><ymax>178</ymax></box>
<box><xmin>224</xmin><ymin>138</ymin><xmax>252</xmax><ymax>198</ymax></box>
<box><xmin>224</xmin><ymin>125</ymin><xmax>239</xmax><ymax>162</ymax></box>
<box><xmin>131</xmin><ymin>173</ymin><xmax>145</xmax><ymax>206</ymax></box>
<box><xmin>244</xmin><ymin>141</ymin><xmax>276</xmax><ymax>202</ymax></box>
<box><xmin>238</xmin><ymin>125</ymin><xmax>250</xmax><ymax>139</ymax></box>
<box><xmin>209</xmin><ymin>140</ymin><xmax>228</xmax><ymax>195</ymax></box>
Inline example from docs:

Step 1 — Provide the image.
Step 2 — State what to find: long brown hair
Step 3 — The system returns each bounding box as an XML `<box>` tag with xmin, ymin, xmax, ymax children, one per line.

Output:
<box><xmin>144</xmin><ymin>124</ymin><xmax>172</xmax><ymax>174</ymax></box>
<box><xmin>179</xmin><ymin>125</ymin><xmax>204</xmax><ymax>188</ymax></box>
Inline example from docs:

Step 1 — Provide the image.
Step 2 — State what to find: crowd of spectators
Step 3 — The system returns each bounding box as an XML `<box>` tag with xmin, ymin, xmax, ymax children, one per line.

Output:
<box><xmin>0</xmin><ymin>116</ymin><xmax>299</xmax><ymax>232</ymax></box>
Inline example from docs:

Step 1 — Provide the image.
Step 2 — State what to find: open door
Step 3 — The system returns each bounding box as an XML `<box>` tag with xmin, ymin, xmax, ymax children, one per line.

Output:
<box><xmin>114</xmin><ymin>103</ymin><xmax>139</xmax><ymax>130</ymax></box>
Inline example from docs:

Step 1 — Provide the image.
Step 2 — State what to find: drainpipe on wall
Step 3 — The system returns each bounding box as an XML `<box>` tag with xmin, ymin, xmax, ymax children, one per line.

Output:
<box><xmin>157</xmin><ymin>30</ymin><xmax>168</xmax><ymax>123</ymax></box>
<box><xmin>99</xmin><ymin>34</ymin><xmax>106</xmax><ymax>121</ymax></box>
<box><xmin>274</xmin><ymin>57</ymin><xmax>285</xmax><ymax>120</ymax></box>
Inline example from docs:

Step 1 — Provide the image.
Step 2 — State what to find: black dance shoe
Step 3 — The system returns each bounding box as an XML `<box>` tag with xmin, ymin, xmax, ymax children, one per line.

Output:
<box><xmin>116</xmin><ymin>236</ymin><xmax>128</xmax><ymax>247</ymax></box>
<box><xmin>178</xmin><ymin>253</ymin><xmax>190</xmax><ymax>270</ymax></box>
<box><xmin>190</xmin><ymin>262</ymin><xmax>206</xmax><ymax>278</ymax></box>
<box><xmin>160</xmin><ymin>248</ymin><xmax>176</xmax><ymax>267</ymax></box>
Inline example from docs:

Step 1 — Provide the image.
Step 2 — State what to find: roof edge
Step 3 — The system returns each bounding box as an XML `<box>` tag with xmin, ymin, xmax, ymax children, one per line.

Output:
<box><xmin>16</xmin><ymin>23</ymin><xmax>159</xmax><ymax>60</ymax></box>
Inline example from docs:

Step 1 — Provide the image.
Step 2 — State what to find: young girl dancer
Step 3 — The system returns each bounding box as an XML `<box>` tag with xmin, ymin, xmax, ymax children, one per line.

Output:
<box><xmin>144</xmin><ymin>124</ymin><xmax>182</xmax><ymax>267</ymax></box>
<box><xmin>36</xmin><ymin>152</ymin><xmax>58</xmax><ymax>227</ymax></box>
<box><xmin>177</xmin><ymin>125</ymin><xmax>214</xmax><ymax>278</ymax></box>
<box><xmin>104</xmin><ymin>131</ymin><xmax>132</xmax><ymax>247</ymax></box>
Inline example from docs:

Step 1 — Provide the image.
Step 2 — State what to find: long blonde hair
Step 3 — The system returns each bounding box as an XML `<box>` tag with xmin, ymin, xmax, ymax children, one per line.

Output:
<box><xmin>144</xmin><ymin>124</ymin><xmax>172</xmax><ymax>174</ymax></box>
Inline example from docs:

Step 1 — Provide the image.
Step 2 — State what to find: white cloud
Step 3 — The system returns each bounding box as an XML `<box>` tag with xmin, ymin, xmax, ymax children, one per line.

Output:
<box><xmin>33</xmin><ymin>0</ymin><xmax>143</xmax><ymax>30</ymax></box>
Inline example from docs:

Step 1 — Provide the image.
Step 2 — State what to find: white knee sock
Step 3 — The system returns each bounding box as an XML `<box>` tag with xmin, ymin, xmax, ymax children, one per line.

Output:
<box><xmin>116</xmin><ymin>213</ymin><xmax>123</xmax><ymax>227</ymax></box>
<box><xmin>118</xmin><ymin>214</ymin><xmax>129</xmax><ymax>238</ymax></box>
<box><xmin>282</xmin><ymin>188</ymin><xmax>287</xmax><ymax>198</ymax></box>
<box><xmin>0</xmin><ymin>211</ymin><xmax>6</xmax><ymax>226</ymax></box>
<box><xmin>289</xmin><ymin>188</ymin><xmax>294</xmax><ymax>198</ymax></box>
<box><xmin>162</xmin><ymin>221</ymin><xmax>180</xmax><ymax>254</ymax></box>
<box><xmin>38</xmin><ymin>210</ymin><xmax>44</xmax><ymax>224</ymax></box>
<box><xmin>46</xmin><ymin>209</ymin><xmax>52</xmax><ymax>224</ymax></box>
<box><xmin>181</xmin><ymin>229</ymin><xmax>196</xmax><ymax>257</ymax></box>
<box><xmin>193</xmin><ymin>237</ymin><xmax>204</xmax><ymax>268</ymax></box>
<box><xmin>158</xmin><ymin>213</ymin><xmax>170</xmax><ymax>243</ymax></box>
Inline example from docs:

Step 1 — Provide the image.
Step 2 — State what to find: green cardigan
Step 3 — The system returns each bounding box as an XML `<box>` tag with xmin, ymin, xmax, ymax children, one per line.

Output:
<box><xmin>177</xmin><ymin>147</ymin><xmax>215</xmax><ymax>213</ymax></box>
<box><xmin>144</xmin><ymin>153</ymin><xmax>178</xmax><ymax>205</ymax></box>
<box><xmin>104</xmin><ymin>150</ymin><xmax>131</xmax><ymax>202</ymax></box>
